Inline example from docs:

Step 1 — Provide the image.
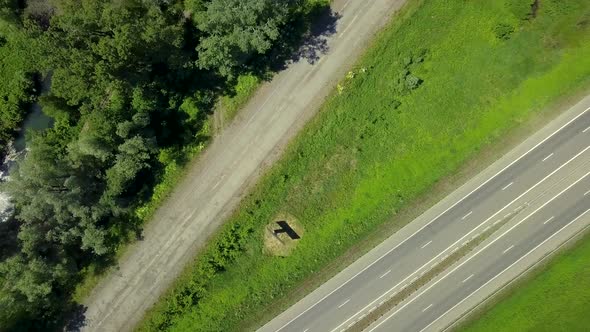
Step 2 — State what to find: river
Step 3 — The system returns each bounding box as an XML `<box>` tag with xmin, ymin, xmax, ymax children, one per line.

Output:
<box><xmin>0</xmin><ymin>76</ymin><xmax>53</xmax><ymax>222</ymax></box>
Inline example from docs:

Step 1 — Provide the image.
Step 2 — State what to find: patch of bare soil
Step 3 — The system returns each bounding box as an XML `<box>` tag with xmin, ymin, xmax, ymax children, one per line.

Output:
<box><xmin>264</xmin><ymin>213</ymin><xmax>304</xmax><ymax>257</ymax></box>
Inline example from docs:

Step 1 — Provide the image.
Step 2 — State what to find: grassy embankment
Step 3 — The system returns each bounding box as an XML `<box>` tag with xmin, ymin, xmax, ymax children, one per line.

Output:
<box><xmin>460</xmin><ymin>231</ymin><xmax>590</xmax><ymax>332</ymax></box>
<box><xmin>139</xmin><ymin>0</ymin><xmax>590</xmax><ymax>331</ymax></box>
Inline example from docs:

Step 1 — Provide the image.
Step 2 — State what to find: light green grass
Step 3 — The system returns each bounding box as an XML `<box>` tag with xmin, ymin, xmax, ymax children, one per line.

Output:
<box><xmin>138</xmin><ymin>0</ymin><xmax>590</xmax><ymax>331</ymax></box>
<box><xmin>219</xmin><ymin>74</ymin><xmax>261</xmax><ymax>123</ymax></box>
<box><xmin>460</xmin><ymin>232</ymin><xmax>590</xmax><ymax>332</ymax></box>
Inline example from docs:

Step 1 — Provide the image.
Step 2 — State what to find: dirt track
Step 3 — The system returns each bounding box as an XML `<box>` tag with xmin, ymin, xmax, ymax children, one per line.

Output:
<box><xmin>81</xmin><ymin>0</ymin><xmax>408</xmax><ymax>330</ymax></box>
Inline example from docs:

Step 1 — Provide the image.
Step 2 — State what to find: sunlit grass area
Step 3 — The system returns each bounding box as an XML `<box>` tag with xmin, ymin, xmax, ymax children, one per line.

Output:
<box><xmin>139</xmin><ymin>0</ymin><xmax>590</xmax><ymax>330</ymax></box>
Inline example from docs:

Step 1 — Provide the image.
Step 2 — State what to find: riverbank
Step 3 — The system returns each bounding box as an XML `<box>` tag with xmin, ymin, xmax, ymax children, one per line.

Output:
<box><xmin>0</xmin><ymin>76</ymin><xmax>52</xmax><ymax>222</ymax></box>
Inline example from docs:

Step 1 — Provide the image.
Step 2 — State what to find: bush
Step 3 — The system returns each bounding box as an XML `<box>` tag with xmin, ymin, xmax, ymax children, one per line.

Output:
<box><xmin>405</xmin><ymin>74</ymin><xmax>422</xmax><ymax>90</ymax></box>
<box><xmin>493</xmin><ymin>23</ymin><xmax>515</xmax><ymax>40</ymax></box>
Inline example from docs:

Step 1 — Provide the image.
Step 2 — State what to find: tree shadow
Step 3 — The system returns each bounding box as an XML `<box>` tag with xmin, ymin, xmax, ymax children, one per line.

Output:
<box><xmin>246</xmin><ymin>5</ymin><xmax>342</xmax><ymax>80</ymax></box>
<box><xmin>62</xmin><ymin>304</ymin><xmax>88</xmax><ymax>332</ymax></box>
<box><xmin>287</xmin><ymin>6</ymin><xmax>341</xmax><ymax>66</ymax></box>
<box><xmin>0</xmin><ymin>216</ymin><xmax>20</xmax><ymax>260</ymax></box>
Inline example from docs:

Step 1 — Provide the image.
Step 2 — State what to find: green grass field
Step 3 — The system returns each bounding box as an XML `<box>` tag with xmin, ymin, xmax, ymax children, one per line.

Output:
<box><xmin>460</xmin><ymin>232</ymin><xmax>590</xmax><ymax>332</ymax></box>
<box><xmin>138</xmin><ymin>0</ymin><xmax>590</xmax><ymax>330</ymax></box>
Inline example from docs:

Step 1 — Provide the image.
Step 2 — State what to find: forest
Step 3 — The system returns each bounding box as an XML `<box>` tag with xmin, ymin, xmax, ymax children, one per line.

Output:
<box><xmin>0</xmin><ymin>0</ymin><xmax>326</xmax><ymax>329</ymax></box>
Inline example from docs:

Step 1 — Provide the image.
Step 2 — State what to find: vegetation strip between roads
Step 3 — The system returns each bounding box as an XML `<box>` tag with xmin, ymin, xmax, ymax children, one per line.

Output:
<box><xmin>139</xmin><ymin>0</ymin><xmax>590</xmax><ymax>331</ymax></box>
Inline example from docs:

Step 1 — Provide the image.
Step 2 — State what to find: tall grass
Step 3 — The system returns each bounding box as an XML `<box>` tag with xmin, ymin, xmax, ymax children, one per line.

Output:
<box><xmin>139</xmin><ymin>0</ymin><xmax>590</xmax><ymax>330</ymax></box>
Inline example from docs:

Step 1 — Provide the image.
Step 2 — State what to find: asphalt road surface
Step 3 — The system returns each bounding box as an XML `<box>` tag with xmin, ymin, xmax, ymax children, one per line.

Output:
<box><xmin>80</xmin><ymin>0</ymin><xmax>408</xmax><ymax>331</ymax></box>
<box><xmin>259</xmin><ymin>96</ymin><xmax>590</xmax><ymax>332</ymax></box>
<box><xmin>368</xmin><ymin>157</ymin><xmax>590</xmax><ymax>332</ymax></box>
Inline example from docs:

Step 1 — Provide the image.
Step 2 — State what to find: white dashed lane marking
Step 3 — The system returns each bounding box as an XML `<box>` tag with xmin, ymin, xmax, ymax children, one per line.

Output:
<box><xmin>338</xmin><ymin>299</ymin><xmax>351</xmax><ymax>309</ymax></box>
<box><xmin>462</xmin><ymin>274</ymin><xmax>474</xmax><ymax>283</ymax></box>
<box><xmin>502</xmin><ymin>182</ymin><xmax>514</xmax><ymax>190</ymax></box>
<box><xmin>542</xmin><ymin>153</ymin><xmax>554</xmax><ymax>161</ymax></box>
<box><xmin>421</xmin><ymin>241</ymin><xmax>433</xmax><ymax>249</ymax></box>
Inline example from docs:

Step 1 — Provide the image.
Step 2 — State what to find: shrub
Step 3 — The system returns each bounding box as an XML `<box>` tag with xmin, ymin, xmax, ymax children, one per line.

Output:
<box><xmin>405</xmin><ymin>74</ymin><xmax>422</xmax><ymax>90</ymax></box>
<box><xmin>493</xmin><ymin>23</ymin><xmax>515</xmax><ymax>40</ymax></box>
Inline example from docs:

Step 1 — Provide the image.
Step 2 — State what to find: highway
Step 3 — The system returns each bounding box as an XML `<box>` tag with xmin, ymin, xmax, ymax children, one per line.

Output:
<box><xmin>259</xmin><ymin>96</ymin><xmax>590</xmax><ymax>332</ymax></box>
<box><xmin>367</xmin><ymin>161</ymin><xmax>590</xmax><ymax>332</ymax></box>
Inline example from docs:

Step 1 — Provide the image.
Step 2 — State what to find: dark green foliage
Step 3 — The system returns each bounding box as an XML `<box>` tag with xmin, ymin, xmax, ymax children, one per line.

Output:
<box><xmin>2</xmin><ymin>0</ymin><xmax>192</xmax><ymax>327</ymax></box>
<box><xmin>393</xmin><ymin>51</ymin><xmax>426</xmax><ymax>95</ymax></box>
<box><xmin>405</xmin><ymin>74</ymin><xmax>422</xmax><ymax>90</ymax></box>
<box><xmin>192</xmin><ymin>0</ymin><xmax>298</xmax><ymax>77</ymax></box>
<box><xmin>0</xmin><ymin>0</ymin><xmax>329</xmax><ymax>329</ymax></box>
<box><xmin>0</xmin><ymin>0</ymin><xmax>21</xmax><ymax>25</ymax></box>
<box><xmin>0</xmin><ymin>26</ymin><xmax>38</xmax><ymax>150</ymax></box>
<box><xmin>493</xmin><ymin>23</ymin><xmax>515</xmax><ymax>40</ymax></box>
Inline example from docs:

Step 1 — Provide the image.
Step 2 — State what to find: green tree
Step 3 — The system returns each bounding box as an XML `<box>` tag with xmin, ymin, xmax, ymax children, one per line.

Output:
<box><xmin>0</xmin><ymin>0</ymin><xmax>20</xmax><ymax>24</ymax></box>
<box><xmin>193</xmin><ymin>0</ymin><xmax>297</xmax><ymax>77</ymax></box>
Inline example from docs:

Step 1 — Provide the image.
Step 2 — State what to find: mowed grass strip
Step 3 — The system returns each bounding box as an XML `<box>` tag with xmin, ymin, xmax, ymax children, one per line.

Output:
<box><xmin>459</xmin><ymin>231</ymin><xmax>590</xmax><ymax>332</ymax></box>
<box><xmin>139</xmin><ymin>0</ymin><xmax>590</xmax><ymax>331</ymax></box>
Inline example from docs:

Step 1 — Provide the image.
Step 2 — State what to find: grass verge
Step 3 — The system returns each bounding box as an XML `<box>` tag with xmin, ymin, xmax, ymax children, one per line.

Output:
<box><xmin>218</xmin><ymin>74</ymin><xmax>261</xmax><ymax>127</ymax></box>
<box><xmin>458</xmin><ymin>229</ymin><xmax>590</xmax><ymax>332</ymax></box>
<box><xmin>138</xmin><ymin>0</ymin><xmax>590</xmax><ymax>331</ymax></box>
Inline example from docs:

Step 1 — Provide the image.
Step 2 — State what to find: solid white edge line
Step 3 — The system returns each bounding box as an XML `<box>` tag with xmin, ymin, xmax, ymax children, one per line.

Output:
<box><xmin>418</xmin><ymin>208</ymin><xmax>590</xmax><ymax>332</ymax></box>
<box><xmin>328</xmin><ymin>146</ymin><xmax>590</xmax><ymax>332</ymax></box>
<box><xmin>273</xmin><ymin>106</ymin><xmax>589</xmax><ymax>332</ymax></box>
<box><xmin>368</xmin><ymin>171</ymin><xmax>590</xmax><ymax>332</ymax></box>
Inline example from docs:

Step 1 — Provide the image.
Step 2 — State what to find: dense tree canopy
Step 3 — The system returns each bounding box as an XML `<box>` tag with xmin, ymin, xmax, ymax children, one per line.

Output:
<box><xmin>0</xmin><ymin>0</ymin><xmax>315</xmax><ymax>329</ymax></box>
<box><xmin>193</xmin><ymin>0</ymin><xmax>297</xmax><ymax>77</ymax></box>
